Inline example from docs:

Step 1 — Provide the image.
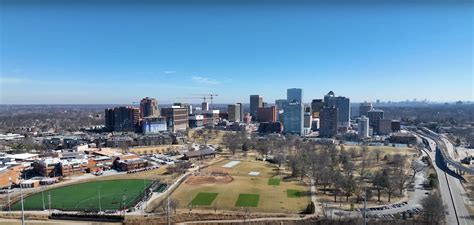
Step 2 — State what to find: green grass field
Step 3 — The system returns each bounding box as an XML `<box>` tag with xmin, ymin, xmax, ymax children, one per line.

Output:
<box><xmin>287</xmin><ymin>189</ymin><xmax>302</xmax><ymax>198</ymax></box>
<box><xmin>12</xmin><ymin>179</ymin><xmax>151</xmax><ymax>211</ymax></box>
<box><xmin>268</xmin><ymin>178</ymin><xmax>280</xmax><ymax>186</ymax></box>
<box><xmin>191</xmin><ymin>192</ymin><xmax>218</xmax><ymax>206</ymax></box>
<box><xmin>235</xmin><ymin>194</ymin><xmax>259</xmax><ymax>207</ymax></box>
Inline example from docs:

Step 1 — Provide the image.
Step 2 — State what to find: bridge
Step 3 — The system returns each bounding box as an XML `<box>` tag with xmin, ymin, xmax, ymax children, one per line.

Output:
<box><xmin>418</xmin><ymin>128</ymin><xmax>474</xmax><ymax>176</ymax></box>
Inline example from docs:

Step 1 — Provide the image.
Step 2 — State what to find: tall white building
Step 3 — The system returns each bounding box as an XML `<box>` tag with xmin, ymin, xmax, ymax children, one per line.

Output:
<box><xmin>228</xmin><ymin>104</ymin><xmax>241</xmax><ymax>122</ymax></box>
<box><xmin>358</xmin><ymin>116</ymin><xmax>369</xmax><ymax>139</ymax></box>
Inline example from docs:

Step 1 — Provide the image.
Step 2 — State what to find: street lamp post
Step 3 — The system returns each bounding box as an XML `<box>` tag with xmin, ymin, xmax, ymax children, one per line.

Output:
<box><xmin>19</xmin><ymin>176</ymin><xmax>25</xmax><ymax>225</ymax></box>
<box><xmin>42</xmin><ymin>187</ymin><xmax>45</xmax><ymax>211</ymax></box>
<box><xmin>98</xmin><ymin>186</ymin><xmax>102</xmax><ymax>212</ymax></box>
<box><xmin>7</xmin><ymin>177</ymin><xmax>12</xmax><ymax>215</ymax></box>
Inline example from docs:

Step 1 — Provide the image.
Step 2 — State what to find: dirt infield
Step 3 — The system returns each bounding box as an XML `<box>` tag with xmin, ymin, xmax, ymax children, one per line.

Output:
<box><xmin>185</xmin><ymin>175</ymin><xmax>233</xmax><ymax>185</ymax></box>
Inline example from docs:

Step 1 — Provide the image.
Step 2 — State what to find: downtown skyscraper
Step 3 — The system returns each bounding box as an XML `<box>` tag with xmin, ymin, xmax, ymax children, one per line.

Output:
<box><xmin>324</xmin><ymin>91</ymin><xmax>350</xmax><ymax>128</ymax></box>
<box><xmin>281</xmin><ymin>88</ymin><xmax>304</xmax><ymax>135</ymax></box>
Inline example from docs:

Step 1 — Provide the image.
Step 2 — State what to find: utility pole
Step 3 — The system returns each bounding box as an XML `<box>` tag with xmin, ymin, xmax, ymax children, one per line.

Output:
<box><xmin>143</xmin><ymin>179</ymin><xmax>147</xmax><ymax>214</ymax></box>
<box><xmin>166</xmin><ymin>181</ymin><xmax>171</xmax><ymax>225</ymax></box>
<box><xmin>48</xmin><ymin>192</ymin><xmax>51</xmax><ymax>213</ymax></box>
<box><xmin>7</xmin><ymin>177</ymin><xmax>11</xmax><ymax>215</ymax></box>
<box><xmin>363</xmin><ymin>184</ymin><xmax>367</xmax><ymax>225</ymax></box>
<box><xmin>98</xmin><ymin>186</ymin><xmax>102</xmax><ymax>212</ymax></box>
<box><xmin>122</xmin><ymin>193</ymin><xmax>126</xmax><ymax>217</ymax></box>
<box><xmin>42</xmin><ymin>187</ymin><xmax>45</xmax><ymax>210</ymax></box>
<box><xmin>20</xmin><ymin>179</ymin><xmax>25</xmax><ymax>225</ymax></box>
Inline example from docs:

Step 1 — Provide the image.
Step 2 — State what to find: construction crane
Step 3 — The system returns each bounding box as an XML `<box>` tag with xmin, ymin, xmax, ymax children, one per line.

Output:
<box><xmin>178</xmin><ymin>96</ymin><xmax>207</xmax><ymax>103</ymax></box>
<box><xmin>208</xmin><ymin>94</ymin><xmax>218</xmax><ymax>106</ymax></box>
<box><xmin>191</xmin><ymin>94</ymin><xmax>219</xmax><ymax>108</ymax></box>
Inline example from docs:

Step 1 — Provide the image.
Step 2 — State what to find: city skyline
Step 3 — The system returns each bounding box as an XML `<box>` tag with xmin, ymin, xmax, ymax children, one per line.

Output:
<box><xmin>1</xmin><ymin>2</ymin><xmax>473</xmax><ymax>104</ymax></box>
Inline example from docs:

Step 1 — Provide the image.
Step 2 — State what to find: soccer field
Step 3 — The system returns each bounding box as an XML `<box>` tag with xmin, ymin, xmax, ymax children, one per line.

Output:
<box><xmin>12</xmin><ymin>179</ymin><xmax>152</xmax><ymax>211</ymax></box>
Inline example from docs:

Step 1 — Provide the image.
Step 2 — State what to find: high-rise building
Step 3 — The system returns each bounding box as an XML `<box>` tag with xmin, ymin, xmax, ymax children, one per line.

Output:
<box><xmin>311</xmin><ymin>99</ymin><xmax>324</xmax><ymax>118</ymax></box>
<box><xmin>104</xmin><ymin>108</ymin><xmax>115</xmax><ymax>132</ymax></box>
<box><xmin>258</xmin><ymin>122</ymin><xmax>283</xmax><ymax>134</ymax></box>
<box><xmin>303</xmin><ymin>111</ymin><xmax>312</xmax><ymax>135</ymax></box>
<box><xmin>142</xmin><ymin>117</ymin><xmax>167</xmax><ymax>134</ymax></box>
<box><xmin>287</xmin><ymin>88</ymin><xmax>303</xmax><ymax>103</ymax></box>
<box><xmin>359</xmin><ymin>102</ymin><xmax>373</xmax><ymax>117</ymax></box>
<box><xmin>367</xmin><ymin>109</ymin><xmax>384</xmax><ymax>133</ymax></box>
<box><xmin>187</xmin><ymin>104</ymin><xmax>193</xmax><ymax>115</ymax></box>
<box><xmin>174</xmin><ymin>103</ymin><xmax>192</xmax><ymax>115</ymax></box>
<box><xmin>256</xmin><ymin>106</ymin><xmax>276</xmax><ymax>123</ymax></box>
<box><xmin>281</xmin><ymin>101</ymin><xmax>304</xmax><ymax>135</ymax></box>
<box><xmin>201</xmin><ymin>102</ymin><xmax>209</xmax><ymax>111</ymax></box>
<box><xmin>104</xmin><ymin>106</ymin><xmax>140</xmax><ymax>132</ymax></box>
<box><xmin>161</xmin><ymin>106</ymin><xmax>189</xmax><ymax>132</ymax></box>
<box><xmin>275</xmin><ymin>99</ymin><xmax>288</xmax><ymax>122</ymax></box>
<box><xmin>189</xmin><ymin>115</ymin><xmax>204</xmax><ymax>128</ymax></box>
<box><xmin>391</xmin><ymin>120</ymin><xmax>401</xmax><ymax>132</ymax></box>
<box><xmin>228</xmin><ymin>104</ymin><xmax>241</xmax><ymax>122</ymax></box>
<box><xmin>115</xmin><ymin>106</ymin><xmax>140</xmax><ymax>132</ymax></box>
<box><xmin>319</xmin><ymin>106</ymin><xmax>338</xmax><ymax>137</ymax></box>
<box><xmin>140</xmin><ymin>97</ymin><xmax>159</xmax><ymax>118</ymax></box>
<box><xmin>237</xmin><ymin>103</ymin><xmax>244</xmax><ymax>122</ymax></box>
<box><xmin>250</xmin><ymin>95</ymin><xmax>263</xmax><ymax>119</ymax></box>
<box><xmin>378</xmin><ymin>119</ymin><xmax>393</xmax><ymax>135</ymax></box>
<box><xmin>358</xmin><ymin>115</ymin><xmax>369</xmax><ymax>139</ymax></box>
<box><xmin>202</xmin><ymin>110</ymin><xmax>220</xmax><ymax>127</ymax></box>
<box><xmin>324</xmin><ymin>91</ymin><xmax>350</xmax><ymax>127</ymax></box>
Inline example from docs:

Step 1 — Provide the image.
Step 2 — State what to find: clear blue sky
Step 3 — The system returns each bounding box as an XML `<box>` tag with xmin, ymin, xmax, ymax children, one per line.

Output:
<box><xmin>1</xmin><ymin>1</ymin><xmax>473</xmax><ymax>104</ymax></box>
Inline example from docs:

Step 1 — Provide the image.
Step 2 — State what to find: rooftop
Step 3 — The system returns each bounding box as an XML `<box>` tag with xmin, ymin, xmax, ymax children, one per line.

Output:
<box><xmin>184</xmin><ymin>148</ymin><xmax>216</xmax><ymax>157</ymax></box>
<box><xmin>7</xmin><ymin>153</ymin><xmax>39</xmax><ymax>160</ymax></box>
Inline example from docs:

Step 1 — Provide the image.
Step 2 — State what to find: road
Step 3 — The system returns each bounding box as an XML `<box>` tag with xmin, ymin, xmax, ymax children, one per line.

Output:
<box><xmin>417</xmin><ymin>133</ymin><xmax>473</xmax><ymax>225</ymax></box>
<box><xmin>439</xmin><ymin>136</ymin><xmax>473</xmax><ymax>225</ymax></box>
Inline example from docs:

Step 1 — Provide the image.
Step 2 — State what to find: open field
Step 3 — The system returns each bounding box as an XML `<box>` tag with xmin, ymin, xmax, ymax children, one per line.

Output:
<box><xmin>169</xmin><ymin>159</ymin><xmax>309</xmax><ymax>213</ymax></box>
<box><xmin>11</xmin><ymin>179</ymin><xmax>151</xmax><ymax>211</ymax></box>
<box><xmin>235</xmin><ymin>194</ymin><xmax>259</xmax><ymax>207</ymax></box>
<box><xmin>287</xmin><ymin>189</ymin><xmax>302</xmax><ymax>198</ymax></box>
<box><xmin>268</xmin><ymin>178</ymin><xmax>280</xmax><ymax>186</ymax></box>
<box><xmin>191</xmin><ymin>192</ymin><xmax>218</xmax><ymax>206</ymax></box>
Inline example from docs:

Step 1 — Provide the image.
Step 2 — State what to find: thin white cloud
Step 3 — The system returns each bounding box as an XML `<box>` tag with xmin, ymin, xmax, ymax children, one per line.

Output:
<box><xmin>0</xmin><ymin>77</ymin><xmax>31</xmax><ymax>84</ymax></box>
<box><xmin>164</xmin><ymin>70</ymin><xmax>177</xmax><ymax>75</ymax></box>
<box><xmin>191</xmin><ymin>76</ymin><xmax>220</xmax><ymax>85</ymax></box>
<box><xmin>0</xmin><ymin>76</ymin><xmax>84</xmax><ymax>86</ymax></box>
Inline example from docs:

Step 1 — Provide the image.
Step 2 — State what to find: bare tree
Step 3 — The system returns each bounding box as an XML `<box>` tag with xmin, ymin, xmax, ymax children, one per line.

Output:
<box><xmin>318</xmin><ymin>167</ymin><xmax>333</xmax><ymax>194</ymax></box>
<box><xmin>222</xmin><ymin>132</ymin><xmax>242</xmax><ymax>156</ymax></box>
<box><xmin>382</xmin><ymin>170</ymin><xmax>398</xmax><ymax>202</ymax></box>
<box><xmin>411</xmin><ymin>160</ymin><xmax>424</xmax><ymax>178</ymax></box>
<box><xmin>421</xmin><ymin>194</ymin><xmax>445</xmax><ymax>225</ymax></box>
<box><xmin>342</xmin><ymin>175</ymin><xmax>356</xmax><ymax>202</ymax></box>
<box><xmin>256</xmin><ymin>139</ymin><xmax>271</xmax><ymax>158</ymax></box>
<box><xmin>332</xmin><ymin>172</ymin><xmax>344</xmax><ymax>203</ymax></box>
<box><xmin>391</xmin><ymin>154</ymin><xmax>408</xmax><ymax>195</ymax></box>
<box><xmin>374</xmin><ymin>148</ymin><xmax>382</xmax><ymax>163</ymax></box>
<box><xmin>372</xmin><ymin>171</ymin><xmax>386</xmax><ymax>202</ymax></box>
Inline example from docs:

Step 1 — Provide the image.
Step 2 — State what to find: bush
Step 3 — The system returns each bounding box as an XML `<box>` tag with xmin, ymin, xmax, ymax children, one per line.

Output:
<box><xmin>304</xmin><ymin>202</ymin><xmax>315</xmax><ymax>214</ymax></box>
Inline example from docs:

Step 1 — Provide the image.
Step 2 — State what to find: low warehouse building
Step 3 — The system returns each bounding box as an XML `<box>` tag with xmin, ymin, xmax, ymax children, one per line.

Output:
<box><xmin>183</xmin><ymin>148</ymin><xmax>216</xmax><ymax>160</ymax></box>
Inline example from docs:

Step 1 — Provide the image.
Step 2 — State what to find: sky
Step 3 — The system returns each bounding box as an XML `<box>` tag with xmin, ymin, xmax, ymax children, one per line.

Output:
<box><xmin>0</xmin><ymin>0</ymin><xmax>473</xmax><ymax>104</ymax></box>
